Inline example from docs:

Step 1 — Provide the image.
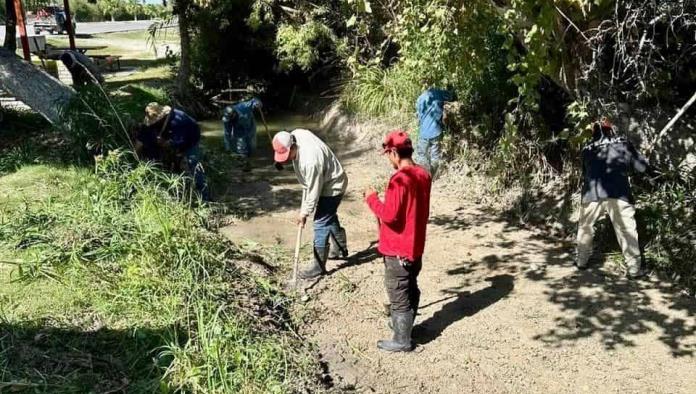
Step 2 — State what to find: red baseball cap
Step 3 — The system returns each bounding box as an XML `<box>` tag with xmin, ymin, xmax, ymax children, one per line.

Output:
<box><xmin>382</xmin><ymin>130</ymin><xmax>412</xmax><ymax>153</ymax></box>
<box><xmin>272</xmin><ymin>131</ymin><xmax>293</xmax><ymax>163</ymax></box>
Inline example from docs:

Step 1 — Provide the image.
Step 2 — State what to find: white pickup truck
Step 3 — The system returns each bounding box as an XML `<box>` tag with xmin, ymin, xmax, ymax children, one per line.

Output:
<box><xmin>30</xmin><ymin>6</ymin><xmax>76</xmax><ymax>35</ymax></box>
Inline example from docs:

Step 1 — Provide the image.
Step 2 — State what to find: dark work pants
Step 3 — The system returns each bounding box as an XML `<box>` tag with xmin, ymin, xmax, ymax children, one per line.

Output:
<box><xmin>384</xmin><ymin>256</ymin><xmax>422</xmax><ymax>314</ymax></box>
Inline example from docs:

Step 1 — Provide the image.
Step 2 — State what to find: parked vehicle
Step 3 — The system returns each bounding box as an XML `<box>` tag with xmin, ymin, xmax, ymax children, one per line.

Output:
<box><xmin>32</xmin><ymin>6</ymin><xmax>76</xmax><ymax>35</ymax></box>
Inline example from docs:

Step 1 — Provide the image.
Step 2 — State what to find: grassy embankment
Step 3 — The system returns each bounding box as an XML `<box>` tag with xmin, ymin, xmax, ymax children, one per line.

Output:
<box><xmin>0</xmin><ymin>31</ymin><xmax>318</xmax><ymax>392</ymax></box>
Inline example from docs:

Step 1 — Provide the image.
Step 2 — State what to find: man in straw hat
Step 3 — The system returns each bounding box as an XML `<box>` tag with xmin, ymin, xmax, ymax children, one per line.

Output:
<box><xmin>272</xmin><ymin>129</ymin><xmax>349</xmax><ymax>279</ymax></box>
<box><xmin>141</xmin><ymin>102</ymin><xmax>209</xmax><ymax>200</ymax></box>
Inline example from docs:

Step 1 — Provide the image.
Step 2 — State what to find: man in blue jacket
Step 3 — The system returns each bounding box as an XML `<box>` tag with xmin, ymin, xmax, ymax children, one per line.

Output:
<box><xmin>143</xmin><ymin>102</ymin><xmax>209</xmax><ymax>200</ymax></box>
<box><xmin>576</xmin><ymin>118</ymin><xmax>650</xmax><ymax>278</ymax></box>
<box><xmin>223</xmin><ymin>98</ymin><xmax>263</xmax><ymax>171</ymax></box>
<box><xmin>415</xmin><ymin>87</ymin><xmax>454</xmax><ymax>178</ymax></box>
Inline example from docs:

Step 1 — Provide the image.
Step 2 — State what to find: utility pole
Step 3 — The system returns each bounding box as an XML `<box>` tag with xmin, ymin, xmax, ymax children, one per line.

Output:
<box><xmin>62</xmin><ymin>0</ymin><xmax>76</xmax><ymax>50</ymax></box>
<box><xmin>13</xmin><ymin>0</ymin><xmax>31</xmax><ymax>60</ymax></box>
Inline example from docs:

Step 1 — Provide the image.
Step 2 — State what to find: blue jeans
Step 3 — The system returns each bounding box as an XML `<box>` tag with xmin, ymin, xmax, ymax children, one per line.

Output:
<box><xmin>223</xmin><ymin>121</ymin><xmax>256</xmax><ymax>157</ymax></box>
<box><xmin>416</xmin><ymin>135</ymin><xmax>442</xmax><ymax>177</ymax></box>
<box><xmin>184</xmin><ymin>145</ymin><xmax>209</xmax><ymax>201</ymax></box>
<box><xmin>313</xmin><ymin>195</ymin><xmax>344</xmax><ymax>250</ymax></box>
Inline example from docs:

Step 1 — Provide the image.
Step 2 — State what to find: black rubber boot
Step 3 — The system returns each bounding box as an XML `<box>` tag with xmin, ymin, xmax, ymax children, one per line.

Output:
<box><xmin>328</xmin><ymin>227</ymin><xmax>348</xmax><ymax>260</ymax></box>
<box><xmin>299</xmin><ymin>247</ymin><xmax>328</xmax><ymax>279</ymax></box>
<box><xmin>387</xmin><ymin>304</ymin><xmax>419</xmax><ymax>331</ymax></box>
<box><xmin>242</xmin><ymin>159</ymin><xmax>252</xmax><ymax>172</ymax></box>
<box><xmin>377</xmin><ymin>310</ymin><xmax>414</xmax><ymax>352</ymax></box>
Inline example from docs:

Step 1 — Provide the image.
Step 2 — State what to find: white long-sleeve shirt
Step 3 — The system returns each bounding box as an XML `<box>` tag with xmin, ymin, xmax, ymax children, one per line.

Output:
<box><xmin>291</xmin><ymin>129</ymin><xmax>348</xmax><ymax>217</ymax></box>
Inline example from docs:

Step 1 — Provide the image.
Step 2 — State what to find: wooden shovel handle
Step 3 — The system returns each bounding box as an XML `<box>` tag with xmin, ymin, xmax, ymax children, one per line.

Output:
<box><xmin>292</xmin><ymin>223</ymin><xmax>303</xmax><ymax>288</ymax></box>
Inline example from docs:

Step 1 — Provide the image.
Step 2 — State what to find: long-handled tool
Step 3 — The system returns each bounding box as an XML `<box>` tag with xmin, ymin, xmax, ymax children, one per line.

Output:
<box><xmin>292</xmin><ymin>222</ymin><xmax>303</xmax><ymax>289</ymax></box>
<box><xmin>257</xmin><ymin>107</ymin><xmax>273</xmax><ymax>144</ymax></box>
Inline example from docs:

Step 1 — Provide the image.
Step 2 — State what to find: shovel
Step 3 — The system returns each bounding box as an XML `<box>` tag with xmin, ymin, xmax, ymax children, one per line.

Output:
<box><xmin>292</xmin><ymin>222</ymin><xmax>303</xmax><ymax>289</ymax></box>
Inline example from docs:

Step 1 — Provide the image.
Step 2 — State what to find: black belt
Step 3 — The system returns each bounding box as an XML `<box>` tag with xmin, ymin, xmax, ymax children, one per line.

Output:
<box><xmin>385</xmin><ymin>255</ymin><xmax>415</xmax><ymax>268</ymax></box>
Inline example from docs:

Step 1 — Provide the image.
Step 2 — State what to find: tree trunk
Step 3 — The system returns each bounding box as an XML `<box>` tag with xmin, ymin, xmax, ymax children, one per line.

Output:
<box><xmin>176</xmin><ymin>6</ymin><xmax>193</xmax><ymax>96</ymax></box>
<box><xmin>3</xmin><ymin>0</ymin><xmax>17</xmax><ymax>51</ymax></box>
<box><xmin>0</xmin><ymin>47</ymin><xmax>75</xmax><ymax>123</ymax></box>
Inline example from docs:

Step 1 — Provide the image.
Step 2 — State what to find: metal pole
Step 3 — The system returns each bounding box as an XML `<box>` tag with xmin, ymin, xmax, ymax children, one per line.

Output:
<box><xmin>14</xmin><ymin>0</ymin><xmax>31</xmax><ymax>61</ymax></box>
<box><xmin>63</xmin><ymin>0</ymin><xmax>76</xmax><ymax>50</ymax></box>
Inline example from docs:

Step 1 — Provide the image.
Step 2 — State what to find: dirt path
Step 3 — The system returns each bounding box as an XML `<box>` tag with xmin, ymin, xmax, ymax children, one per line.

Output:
<box><xmin>219</xmin><ymin>125</ymin><xmax>696</xmax><ymax>394</ymax></box>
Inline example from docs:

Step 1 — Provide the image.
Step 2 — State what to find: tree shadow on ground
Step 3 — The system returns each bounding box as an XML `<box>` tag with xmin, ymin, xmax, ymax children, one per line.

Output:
<box><xmin>530</xmin><ymin>266</ymin><xmax>696</xmax><ymax>358</ymax></box>
<box><xmin>429</xmin><ymin>206</ymin><xmax>504</xmax><ymax>231</ymax></box>
<box><xmin>429</xmin><ymin>204</ymin><xmax>696</xmax><ymax>358</ymax></box>
<box><xmin>0</xmin><ymin>321</ymin><xmax>176</xmax><ymax>392</ymax></box>
<box><xmin>304</xmin><ymin>243</ymin><xmax>380</xmax><ymax>291</ymax></box>
<box><xmin>415</xmin><ymin>274</ymin><xmax>514</xmax><ymax>345</ymax></box>
<box><xmin>327</xmin><ymin>242</ymin><xmax>380</xmax><ymax>275</ymax></box>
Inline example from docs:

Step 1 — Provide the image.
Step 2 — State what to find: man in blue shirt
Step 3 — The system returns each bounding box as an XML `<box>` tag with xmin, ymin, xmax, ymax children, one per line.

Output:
<box><xmin>415</xmin><ymin>88</ymin><xmax>454</xmax><ymax>178</ymax></box>
<box><xmin>142</xmin><ymin>102</ymin><xmax>209</xmax><ymax>201</ymax></box>
<box><xmin>223</xmin><ymin>98</ymin><xmax>262</xmax><ymax>171</ymax></box>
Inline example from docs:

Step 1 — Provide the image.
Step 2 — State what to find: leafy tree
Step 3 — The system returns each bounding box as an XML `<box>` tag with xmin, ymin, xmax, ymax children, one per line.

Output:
<box><xmin>97</xmin><ymin>0</ymin><xmax>123</xmax><ymax>21</ymax></box>
<box><xmin>124</xmin><ymin>0</ymin><xmax>143</xmax><ymax>20</ymax></box>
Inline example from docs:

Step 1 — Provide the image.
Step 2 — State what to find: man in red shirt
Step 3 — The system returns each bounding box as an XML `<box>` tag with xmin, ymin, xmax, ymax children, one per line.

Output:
<box><xmin>364</xmin><ymin>130</ymin><xmax>432</xmax><ymax>352</ymax></box>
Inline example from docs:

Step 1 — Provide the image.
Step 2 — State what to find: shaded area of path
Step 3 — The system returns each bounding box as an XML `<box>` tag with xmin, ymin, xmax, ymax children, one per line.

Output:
<box><xmin>211</xmin><ymin>119</ymin><xmax>696</xmax><ymax>393</ymax></box>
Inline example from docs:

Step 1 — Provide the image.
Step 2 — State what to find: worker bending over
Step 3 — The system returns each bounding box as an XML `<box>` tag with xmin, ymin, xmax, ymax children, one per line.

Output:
<box><xmin>272</xmin><ymin>129</ymin><xmax>349</xmax><ymax>278</ymax></box>
<box><xmin>223</xmin><ymin>98</ymin><xmax>262</xmax><ymax>171</ymax></box>
<box><xmin>140</xmin><ymin>102</ymin><xmax>209</xmax><ymax>201</ymax></box>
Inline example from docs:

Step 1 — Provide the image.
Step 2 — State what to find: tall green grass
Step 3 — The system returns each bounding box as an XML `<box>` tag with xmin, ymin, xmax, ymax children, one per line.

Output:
<box><xmin>341</xmin><ymin>64</ymin><xmax>421</xmax><ymax>120</ymax></box>
<box><xmin>0</xmin><ymin>152</ymin><xmax>316</xmax><ymax>392</ymax></box>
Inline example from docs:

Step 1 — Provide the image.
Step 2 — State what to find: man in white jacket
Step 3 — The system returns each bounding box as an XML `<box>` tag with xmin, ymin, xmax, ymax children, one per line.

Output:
<box><xmin>272</xmin><ymin>129</ymin><xmax>349</xmax><ymax>278</ymax></box>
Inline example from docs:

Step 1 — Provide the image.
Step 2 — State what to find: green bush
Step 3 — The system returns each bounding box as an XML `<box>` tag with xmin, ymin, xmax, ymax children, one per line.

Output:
<box><xmin>636</xmin><ymin>172</ymin><xmax>696</xmax><ymax>292</ymax></box>
<box><xmin>341</xmin><ymin>63</ymin><xmax>420</xmax><ymax>118</ymax></box>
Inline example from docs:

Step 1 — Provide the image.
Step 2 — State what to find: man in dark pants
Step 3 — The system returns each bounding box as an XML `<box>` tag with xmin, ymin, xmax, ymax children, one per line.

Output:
<box><xmin>272</xmin><ymin>129</ymin><xmax>349</xmax><ymax>278</ymax></box>
<box><xmin>141</xmin><ymin>102</ymin><xmax>209</xmax><ymax>201</ymax></box>
<box><xmin>365</xmin><ymin>130</ymin><xmax>432</xmax><ymax>352</ymax></box>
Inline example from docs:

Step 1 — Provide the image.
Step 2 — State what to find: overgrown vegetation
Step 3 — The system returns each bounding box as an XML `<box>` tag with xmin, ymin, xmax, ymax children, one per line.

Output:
<box><xmin>0</xmin><ymin>152</ymin><xmax>316</xmax><ymax>391</ymax></box>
